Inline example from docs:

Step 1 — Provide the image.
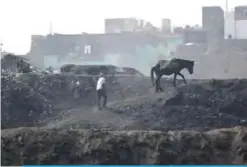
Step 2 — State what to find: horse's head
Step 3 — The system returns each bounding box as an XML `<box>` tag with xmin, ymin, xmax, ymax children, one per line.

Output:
<box><xmin>186</xmin><ymin>60</ymin><xmax>195</xmax><ymax>74</ymax></box>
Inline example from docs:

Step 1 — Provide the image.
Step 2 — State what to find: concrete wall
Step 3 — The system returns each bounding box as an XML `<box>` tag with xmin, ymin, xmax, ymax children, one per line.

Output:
<box><xmin>27</xmin><ymin>33</ymin><xmax>182</xmax><ymax>72</ymax></box>
<box><xmin>97</xmin><ymin>37</ymin><xmax>183</xmax><ymax>76</ymax></box>
<box><xmin>44</xmin><ymin>55</ymin><xmax>59</xmax><ymax>68</ymax></box>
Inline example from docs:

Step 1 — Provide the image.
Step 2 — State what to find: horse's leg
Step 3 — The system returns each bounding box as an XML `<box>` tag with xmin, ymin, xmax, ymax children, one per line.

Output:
<box><xmin>155</xmin><ymin>75</ymin><xmax>163</xmax><ymax>92</ymax></box>
<box><xmin>173</xmin><ymin>73</ymin><xmax>177</xmax><ymax>87</ymax></box>
<box><xmin>178</xmin><ymin>72</ymin><xmax>187</xmax><ymax>84</ymax></box>
<box><xmin>155</xmin><ymin>77</ymin><xmax>159</xmax><ymax>93</ymax></box>
<box><xmin>158</xmin><ymin>75</ymin><xmax>164</xmax><ymax>92</ymax></box>
<box><xmin>159</xmin><ymin>75</ymin><xmax>164</xmax><ymax>92</ymax></box>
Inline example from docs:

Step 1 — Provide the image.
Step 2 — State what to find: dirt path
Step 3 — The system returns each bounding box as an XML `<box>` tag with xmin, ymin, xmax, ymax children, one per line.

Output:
<box><xmin>44</xmin><ymin>106</ymin><xmax>133</xmax><ymax>130</ymax></box>
<box><xmin>43</xmin><ymin>87</ymin><xmax>178</xmax><ymax>130</ymax></box>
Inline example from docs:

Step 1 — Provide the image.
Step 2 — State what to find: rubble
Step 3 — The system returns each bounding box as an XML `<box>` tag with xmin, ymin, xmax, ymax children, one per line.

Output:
<box><xmin>110</xmin><ymin>79</ymin><xmax>247</xmax><ymax>131</ymax></box>
<box><xmin>1</xmin><ymin>71</ymin><xmax>146</xmax><ymax>129</ymax></box>
<box><xmin>1</xmin><ymin>69</ymin><xmax>247</xmax><ymax>164</ymax></box>
<box><xmin>1</xmin><ymin>71</ymin><xmax>52</xmax><ymax>129</ymax></box>
<box><xmin>1</xmin><ymin>126</ymin><xmax>247</xmax><ymax>165</ymax></box>
<box><xmin>1</xmin><ymin>54</ymin><xmax>32</xmax><ymax>73</ymax></box>
<box><xmin>2</xmin><ymin>70</ymin><xmax>247</xmax><ymax>132</ymax></box>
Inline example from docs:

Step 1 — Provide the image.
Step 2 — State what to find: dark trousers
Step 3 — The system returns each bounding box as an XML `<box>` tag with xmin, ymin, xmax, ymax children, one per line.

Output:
<box><xmin>97</xmin><ymin>89</ymin><xmax>107</xmax><ymax>109</ymax></box>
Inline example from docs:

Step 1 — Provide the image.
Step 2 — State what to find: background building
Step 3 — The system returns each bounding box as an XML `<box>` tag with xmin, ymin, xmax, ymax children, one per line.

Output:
<box><xmin>161</xmin><ymin>18</ymin><xmax>171</xmax><ymax>34</ymax></box>
<box><xmin>104</xmin><ymin>18</ymin><xmax>160</xmax><ymax>33</ymax></box>
<box><xmin>104</xmin><ymin>18</ymin><xmax>139</xmax><ymax>33</ymax></box>
<box><xmin>202</xmin><ymin>6</ymin><xmax>224</xmax><ymax>42</ymax></box>
<box><xmin>104</xmin><ymin>18</ymin><xmax>158</xmax><ymax>33</ymax></box>
<box><xmin>184</xmin><ymin>28</ymin><xmax>207</xmax><ymax>44</ymax></box>
<box><xmin>224</xmin><ymin>11</ymin><xmax>235</xmax><ymax>39</ymax></box>
<box><xmin>235</xmin><ymin>5</ymin><xmax>247</xmax><ymax>39</ymax></box>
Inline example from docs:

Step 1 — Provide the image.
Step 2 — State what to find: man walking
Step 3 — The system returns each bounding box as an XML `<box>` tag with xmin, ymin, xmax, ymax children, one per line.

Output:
<box><xmin>96</xmin><ymin>73</ymin><xmax>107</xmax><ymax>109</ymax></box>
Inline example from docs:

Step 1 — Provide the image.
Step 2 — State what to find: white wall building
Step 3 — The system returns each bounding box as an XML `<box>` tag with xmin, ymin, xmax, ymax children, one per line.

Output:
<box><xmin>235</xmin><ymin>20</ymin><xmax>247</xmax><ymax>39</ymax></box>
<box><xmin>235</xmin><ymin>6</ymin><xmax>247</xmax><ymax>39</ymax></box>
<box><xmin>224</xmin><ymin>6</ymin><xmax>247</xmax><ymax>39</ymax></box>
<box><xmin>224</xmin><ymin>11</ymin><xmax>235</xmax><ymax>39</ymax></box>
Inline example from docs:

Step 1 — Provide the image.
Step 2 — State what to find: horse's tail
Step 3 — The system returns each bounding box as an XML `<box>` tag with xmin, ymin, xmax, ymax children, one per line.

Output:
<box><xmin>150</xmin><ymin>66</ymin><xmax>156</xmax><ymax>86</ymax></box>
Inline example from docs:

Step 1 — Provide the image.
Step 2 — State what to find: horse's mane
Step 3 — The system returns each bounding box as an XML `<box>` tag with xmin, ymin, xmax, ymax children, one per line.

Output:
<box><xmin>173</xmin><ymin>58</ymin><xmax>193</xmax><ymax>63</ymax></box>
<box><xmin>158</xmin><ymin>58</ymin><xmax>194</xmax><ymax>64</ymax></box>
<box><xmin>172</xmin><ymin>58</ymin><xmax>194</xmax><ymax>66</ymax></box>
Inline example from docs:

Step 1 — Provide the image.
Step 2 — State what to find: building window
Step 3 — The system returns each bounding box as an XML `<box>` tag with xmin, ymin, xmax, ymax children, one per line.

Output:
<box><xmin>84</xmin><ymin>45</ymin><xmax>92</xmax><ymax>54</ymax></box>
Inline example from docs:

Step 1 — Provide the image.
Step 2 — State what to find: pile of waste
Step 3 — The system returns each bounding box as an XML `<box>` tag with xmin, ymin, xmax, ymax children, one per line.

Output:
<box><xmin>1</xmin><ymin>71</ymin><xmax>52</xmax><ymax>129</ymax></box>
<box><xmin>164</xmin><ymin>79</ymin><xmax>247</xmax><ymax>130</ymax></box>
<box><xmin>1</xmin><ymin>72</ymin><xmax>96</xmax><ymax>128</ymax></box>
<box><xmin>2</xmin><ymin>71</ymin><xmax>247</xmax><ymax>165</ymax></box>
<box><xmin>0</xmin><ymin>70</ymin><xmax>146</xmax><ymax>129</ymax></box>
<box><xmin>2</xmin><ymin>69</ymin><xmax>247</xmax><ymax>132</ymax></box>
<box><xmin>112</xmin><ymin>79</ymin><xmax>247</xmax><ymax>131</ymax></box>
<box><xmin>1</xmin><ymin>126</ymin><xmax>247</xmax><ymax>165</ymax></box>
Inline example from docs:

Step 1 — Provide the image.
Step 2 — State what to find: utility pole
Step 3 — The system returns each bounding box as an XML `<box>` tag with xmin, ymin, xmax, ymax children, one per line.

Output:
<box><xmin>49</xmin><ymin>22</ymin><xmax>53</xmax><ymax>35</ymax></box>
<box><xmin>0</xmin><ymin>37</ymin><xmax>3</xmax><ymax>58</ymax></box>
<box><xmin>225</xmin><ymin>0</ymin><xmax>228</xmax><ymax>13</ymax></box>
<box><xmin>225</xmin><ymin>0</ymin><xmax>230</xmax><ymax>75</ymax></box>
<box><xmin>225</xmin><ymin>0</ymin><xmax>229</xmax><ymax>39</ymax></box>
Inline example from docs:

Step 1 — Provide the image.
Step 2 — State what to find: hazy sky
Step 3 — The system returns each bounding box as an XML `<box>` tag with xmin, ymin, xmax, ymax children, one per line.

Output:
<box><xmin>0</xmin><ymin>0</ymin><xmax>246</xmax><ymax>54</ymax></box>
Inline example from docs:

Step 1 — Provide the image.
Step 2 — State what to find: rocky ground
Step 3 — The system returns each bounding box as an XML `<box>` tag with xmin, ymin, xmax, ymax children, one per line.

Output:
<box><xmin>2</xmin><ymin>126</ymin><xmax>247</xmax><ymax>165</ymax></box>
<box><xmin>1</xmin><ymin>72</ymin><xmax>247</xmax><ymax>164</ymax></box>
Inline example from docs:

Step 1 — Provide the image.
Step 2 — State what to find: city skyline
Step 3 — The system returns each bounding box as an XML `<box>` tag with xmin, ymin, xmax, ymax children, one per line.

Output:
<box><xmin>0</xmin><ymin>0</ymin><xmax>246</xmax><ymax>54</ymax></box>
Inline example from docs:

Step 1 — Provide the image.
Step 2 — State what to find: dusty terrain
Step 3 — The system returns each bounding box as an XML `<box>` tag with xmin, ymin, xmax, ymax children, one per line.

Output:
<box><xmin>1</xmin><ymin>72</ymin><xmax>247</xmax><ymax>164</ymax></box>
<box><xmin>2</xmin><ymin>126</ymin><xmax>247</xmax><ymax>165</ymax></box>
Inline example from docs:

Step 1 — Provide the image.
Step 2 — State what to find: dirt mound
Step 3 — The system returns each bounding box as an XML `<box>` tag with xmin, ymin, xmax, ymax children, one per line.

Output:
<box><xmin>1</xmin><ymin>71</ymin><xmax>52</xmax><ymax>129</ymax></box>
<box><xmin>3</xmin><ymin>71</ymin><xmax>247</xmax><ymax>132</ymax></box>
<box><xmin>2</xmin><ymin>73</ymin><xmax>247</xmax><ymax>165</ymax></box>
<box><xmin>1</xmin><ymin>72</ymin><xmax>93</xmax><ymax>129</ymax></box>
<box><xmin>1</xmin><ymin>126</ymin><xmax>247</xmax><ymax>165</ymax></box>
<box><xmin>1</xmin><ymin>72</ymin><xmax>149</xmax><ymax>129</ymax></box>
<box><xmin>108</xmin><ymin>79</ymin><xmax>247</xmax><ymax>131</ymax></box>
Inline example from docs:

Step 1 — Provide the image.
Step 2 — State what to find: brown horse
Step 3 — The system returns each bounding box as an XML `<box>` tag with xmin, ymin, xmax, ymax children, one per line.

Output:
<box><xmin>150</xmin><ymin>58</ymin><xmax>195</xmax><ymax>92</ymax></box>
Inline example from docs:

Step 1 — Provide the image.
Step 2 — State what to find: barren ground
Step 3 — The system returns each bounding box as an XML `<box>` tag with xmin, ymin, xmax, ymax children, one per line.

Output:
<box><xmin>1</xmin><ymin>74</ymin><xmax>247</xmax><ymax>164</ymax></box>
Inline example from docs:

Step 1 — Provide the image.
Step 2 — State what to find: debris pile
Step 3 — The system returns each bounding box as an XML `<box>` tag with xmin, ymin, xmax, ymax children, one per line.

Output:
<box><xmin>1</xmin><ymin>71</ymin><xmax>52</xmax><ymax>129</ymax></box>
<box><xmin>1</xmin><ymin>126</ymin><xmax>247</xmax><ymax>165</ymax></box>
<box><xmin>1</xmin><ymin>71</ymin><xmax>146</xmax><ymax>129</ymax></box>
<box><xmin>162</xmin><ymin>79</ymin><xmax>247</xmax><ymax>130</ymax></box>
<box><xmin>1</xmin><ymin>72</ymin><xmax>96</xmax><ymax>128</ymax></box>
<box><xmin>110</xmin><ymin>79</ymin><xmax>247</xmax><ymax>131</ymax></box>
<box><xmin>1</xmin><ymin>72</ymin><xmax>247</xmax><ymax>165</ymax></box>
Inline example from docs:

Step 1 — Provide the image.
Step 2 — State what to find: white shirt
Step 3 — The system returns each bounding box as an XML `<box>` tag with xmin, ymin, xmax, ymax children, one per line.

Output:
<box><xmin>96</xmin><ymin>77</ymin><xmax>106</xmax><ymax>90</ymax></box>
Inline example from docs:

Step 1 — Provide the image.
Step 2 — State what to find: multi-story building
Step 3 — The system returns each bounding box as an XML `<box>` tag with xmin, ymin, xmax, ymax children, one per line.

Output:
<box><xmin>184</xmin><ymin>28</ymin><xmax>207</xmax><ymax>44</ymax></box>
<box><xmin>104</xmin><ymin>18</ymin><xmax>140</xmax><ymax>33</ymax></box>
<box><xmin>161</xmin><ymin>18</ymin><xmax>172</xmax><ymax>34</ymax></box>
<box><xmin>202</xmin><ymin>6</ymin><xmax>225</xmax><ymax>41</ymax></box>
<box><xmin>235</xmin><ymin>5</ymin><xmax>247</xmax><ymax>39</ymax></box>
<box><xmin>224</xmin><ymin>11</ymin><xmax>235</xmax><ymax>39</ymax></box>
<box><xmin>104</xmin><ymin>18</ymin><xmax>160</xmax><ymax>33</ymax></box>
<box><xmin>224</xmin><ymin>6</ymin><xmax>247</xmax><ymax>39</ymax></box>
<box><xmin>26</xmin><ymin>32</ymin><xmax>183</xmax><ymax>71</ymax></box>
<box><xmin>161</xmin><ymin>18</ymin><xmax>171</xmax><ymax>34</ymax></box>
